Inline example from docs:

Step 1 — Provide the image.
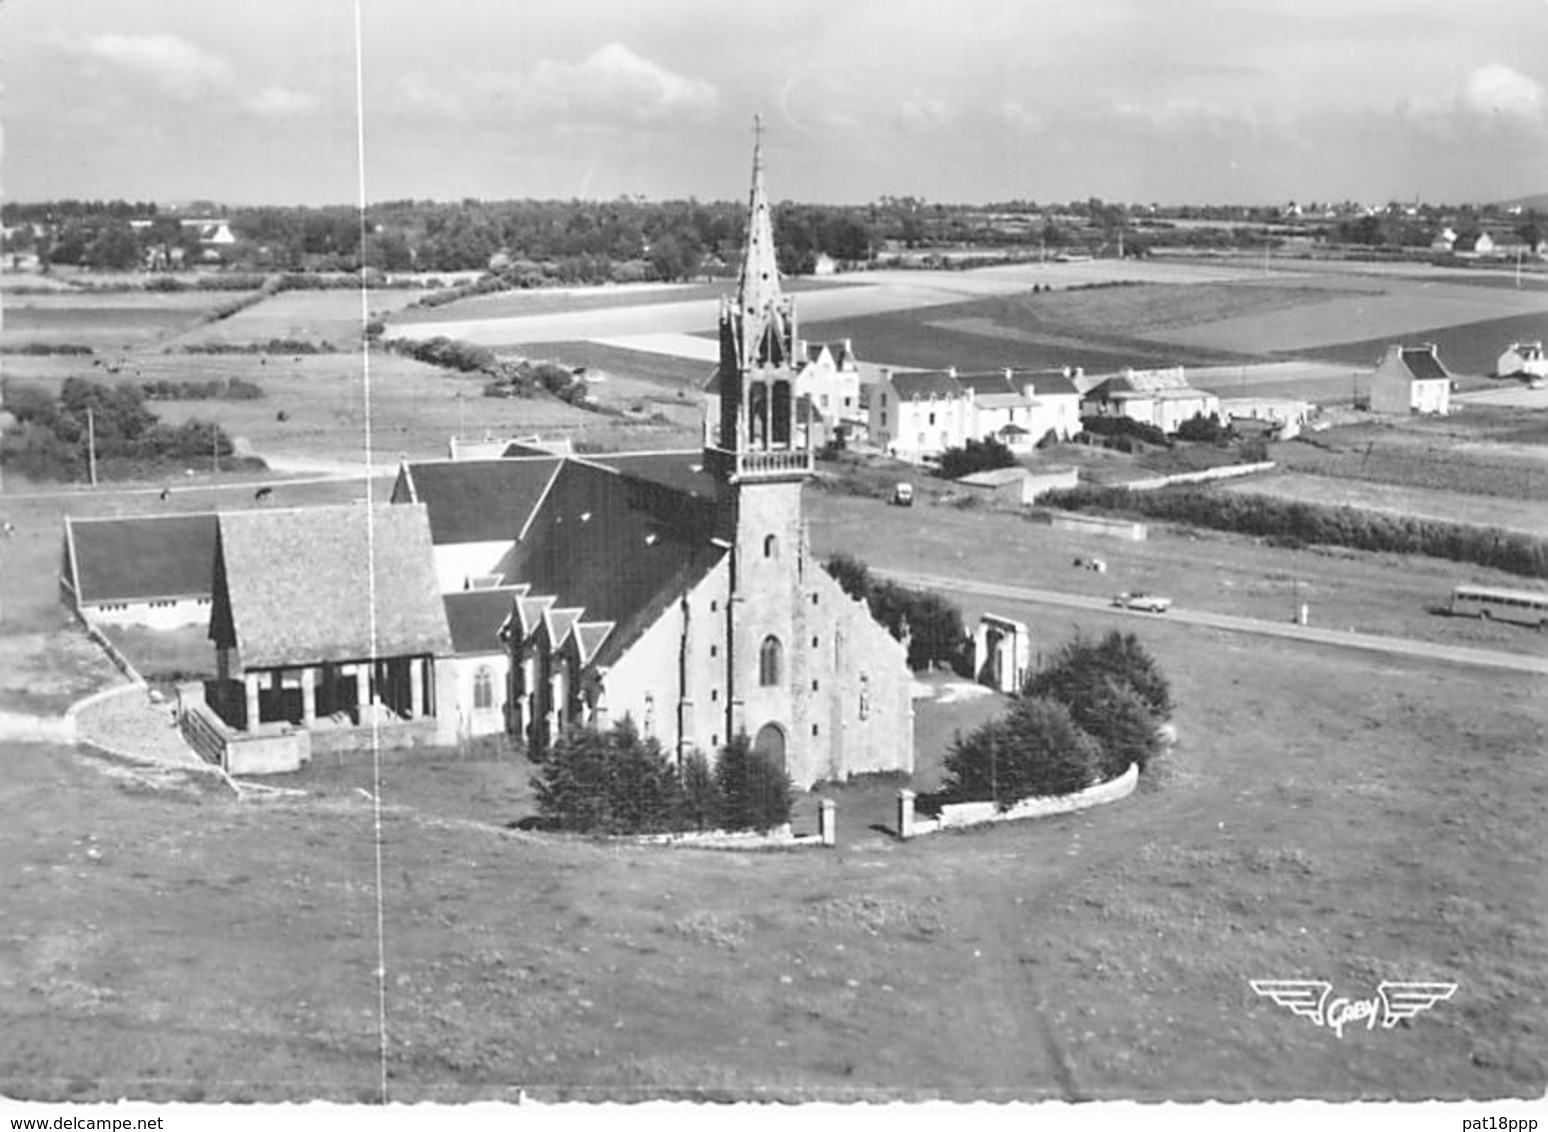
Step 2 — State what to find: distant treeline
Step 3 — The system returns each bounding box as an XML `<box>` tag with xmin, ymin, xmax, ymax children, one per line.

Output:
<box><xmin>1040</xmin><ymin>484</ymin><xmax>1548</xmax><ymax>579</ymax></box>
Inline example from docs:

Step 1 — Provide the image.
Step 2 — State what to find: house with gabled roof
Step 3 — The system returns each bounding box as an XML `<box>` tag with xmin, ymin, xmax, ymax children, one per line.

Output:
<box><xmin>1369</xmin><ymin>344</ymin><xmax>1452</xmax><ymax>415</ymax></box>
<box><xmin>794</xmin><ymin>338</ymin><xmax>863</xmax><ymax>434</ymax></box>
<box><xmin>869</xmin><ymin>365</ymin><xmax>1084</xmax><ymax>460</ymax></box>
<box><xmin>61</xmin><ymin>513</ymin><xmax>218</xmax><ymax>628</ymax></box>
<box><xmin>1080</xmin><ymin>366</ymin><xmax>1221</xmax><ymax>434</ymax></box>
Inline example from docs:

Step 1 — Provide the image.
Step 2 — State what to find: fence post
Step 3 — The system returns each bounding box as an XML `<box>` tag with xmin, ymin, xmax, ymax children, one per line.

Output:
<box><xmin>818</xmin><ymin>798</ymin><xmax>836</xmax><ymax>847</ymax></box>
<box><xmin>897</xmin><ymin>789</ymin><xmax>915</xmax><ymax>840</ymax></box>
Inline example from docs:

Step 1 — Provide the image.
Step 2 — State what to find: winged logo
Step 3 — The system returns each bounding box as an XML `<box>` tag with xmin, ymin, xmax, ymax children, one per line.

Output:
<box><xmin>1250</xmin><ymin>978</ymin><xmax>1457</xmax><ymax>1037</ymax></box>
<box><xmin>1250</xmin><ymin>979</ymin><xmax>1332</xmax><ymax>1024</ymax></box>
<box><xmin>1377</xmin><ymin>981</ymin><xmax>1457</xmax><ymax>1028</ymax></box>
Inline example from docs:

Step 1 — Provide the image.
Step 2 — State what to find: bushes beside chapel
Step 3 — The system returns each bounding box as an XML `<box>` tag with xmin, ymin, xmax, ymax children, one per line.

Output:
<box><xmin>942</xmin><ymin>630</ymin><xmax>1172</xmax><ymax>807</ymax></box>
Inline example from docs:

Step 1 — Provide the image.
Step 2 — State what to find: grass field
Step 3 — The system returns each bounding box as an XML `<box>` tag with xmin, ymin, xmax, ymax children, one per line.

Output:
<box><xmin>1265</xmin><ymin>411</ymin><xmax>1548</xmax><ymax>504</ymax></box>
<box><xmin>390</xmin><ymin>276</ymin><xmax>854</xmax><ymax>326</ymax></box>
<box><xmin>168</xmin><ymin>288</ymin><xmax>424</xmax><ymax>351</ymax></box>
<box><xmin>1296</xmin><ymin>310</ymin><xmax>1548</xmax><ymax>375</ymax></box>
<box><xmin>3</xmin><ymin>291</ymin><xmax>240</xmax><ymax>349</ymax></box>
<box><xmin>1225</xmin><ymin>472</ymin><xmax>1548</xmax><ymax>537</ymax></box>
<box><xmin>0</xmin><ymin>616</ymin><xmax>1540</xmax><ymax>1101</ymax></box>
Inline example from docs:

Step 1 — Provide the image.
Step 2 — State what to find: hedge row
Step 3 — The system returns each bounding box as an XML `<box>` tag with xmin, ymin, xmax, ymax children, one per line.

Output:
<box><xmin>1041</xmin><ymin>484</ymin><xmax>1548</xmax><ymax>579</ymax></box>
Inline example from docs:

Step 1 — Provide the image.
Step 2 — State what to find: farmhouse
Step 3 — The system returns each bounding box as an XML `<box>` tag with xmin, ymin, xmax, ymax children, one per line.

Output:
<box><xmin>1220</xmin><ymin>396</ymin><xmax>1313</xmax><ymax>439</ymax></box>
<box><xmin>60</xmin><ymin>513</ymin><xmax>217</xmax><ymax>629</ymax></box>
<box><xmin>1080</xmin><ymin>366</ymin><xmax>1221</xmax><ymax>434</ymax></box>
<box><xmin>867</xmin><ymin>366</ymin><xmax>1083</xmax><ymax>461</ymax></box>
<box><xmin>1369</xmin><ymin>344</ymin><xmax>1452</xmax><ymax>415</ymax></box>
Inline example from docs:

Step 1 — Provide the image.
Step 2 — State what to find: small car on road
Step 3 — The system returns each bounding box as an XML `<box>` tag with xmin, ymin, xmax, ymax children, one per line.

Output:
<box><xmin>1112</xmin><ymin>591</ymin><xmax>1172</xmax><ymax>613</ymax></box>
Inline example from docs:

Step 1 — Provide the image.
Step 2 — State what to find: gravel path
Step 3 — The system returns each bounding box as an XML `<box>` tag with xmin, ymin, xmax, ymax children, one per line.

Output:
<box><xmin>72</xmin><ymin>685</ymin><xmax>207</xmax><ymax>768</ymax></box>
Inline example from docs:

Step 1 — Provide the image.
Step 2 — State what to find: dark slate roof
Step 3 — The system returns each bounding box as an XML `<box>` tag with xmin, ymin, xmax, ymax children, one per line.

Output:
<box><xmin>1019</xmin><ymin>370</ymin><xmax>1080</xmax><ymax>397</ymax></box>
<box><xmin>442</xmin><ymin>589</ymin><xmax>520</xmax><ymax>656</ymax></box>
<box><xmin>889</xmin><ymin>370</ymin><xmax>965</xmax><ymax>400</ymax></box>
<box><xmin>397</xmin><ymin>457</ymin><xmax>562</xmax><ymax>544</ymax></box>
<box><xmin>508</xmin><ymin>459</ymin><xmax>724</xmax><ymax>629</ymax></box>
<box><xmin>214</xmin><ymin>504</ymin><xmax>451</xmax><ymax>668</ymax></box>
<box><xmin>1401</xmin><ymin>347</ymin><xmax>1450</xmax><ymax>382</ymax></box>
<box><xmin>586</xmin><ymin>450</ymin><xmax>720</xmax><ymax>500</ymax></box>
<box><xmin>66</xmin><ymin>513</ymin><xmax>218</xmax><ymax>603</ymax></box>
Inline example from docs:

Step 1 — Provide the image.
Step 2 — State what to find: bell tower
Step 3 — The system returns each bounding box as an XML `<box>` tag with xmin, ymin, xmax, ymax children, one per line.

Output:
<box><xmin>704</xmin><ymin>115</ymin><xmax>813</xmax><ymax>486</ymax></box>
<box><xmin>707</xmin><ymin>118</ymin><xmax>815</xmax><ymax>777</ymax></box>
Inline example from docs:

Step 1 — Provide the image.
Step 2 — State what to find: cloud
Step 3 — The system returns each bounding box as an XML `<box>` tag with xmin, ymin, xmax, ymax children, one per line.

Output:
<box><xmin>1106</xmin><ymin>96</ymin><xmax>1258</xmax><ymax>136</ymax></box>
<box><xmin>82</xmin><ymin>32</ymin><xmax>234</xmax><ymax>99</ymax></box>
<box><xmin>899</xmin><ymin>91</ymin><xmax>950</xmax><ymax>133</ymax></box>
<box><xmin>997</xmin><ymin>101</ymin><xmax>1046</xmax><ymax>134</ymax></box>
<box><xmin>1459</xmin><ymin>63</ymin><xmax>1545</xmax><ymax>122</ymax></box>
<box><xmin>245</xmin><ymin>87</ymin><xmax>321</xmax><ymax>119</ymax></box>
<box><xmin>526</xmin><ymin>43</ymin><xmax>718</xmax><ymax>127</ymax></box>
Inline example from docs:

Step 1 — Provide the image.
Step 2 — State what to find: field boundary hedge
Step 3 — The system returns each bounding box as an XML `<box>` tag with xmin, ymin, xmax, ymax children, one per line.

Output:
<box><xmin>1040</xmin><ymin>484</ymin><xmax>1548</xmax><ymax>579</ymax></box>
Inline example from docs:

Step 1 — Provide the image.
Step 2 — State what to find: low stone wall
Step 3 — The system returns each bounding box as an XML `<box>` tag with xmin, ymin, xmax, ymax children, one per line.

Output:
<box><xmin>1037</xmin><ymin>510</ymin><xmax>1149</xmax><ymax>541</ymax></box>
<box><xmin>1122</xmin><ymin>460</ymin><xmax>1276</xmax><ymax>492</ymax></box>
<box><xmin>226</xmin><ymin>728</ymin><xmax>311</xmax><ymax>776</ymax></box>
<box><xmin>309</xmin><ymin>717</ymin><xmax>441</xmax><ymax>757</ymax></box>
<box><xmin>78</xmin><ymin>615</ymin><xmax>145</xmax><ymax>686</ymax></box>
<box><xmin>0</xmin><ymin>709</ymin><xmax>75</xmax><ymax>744</ymax></box>
<box><xmin>900</xmin><ymin>763</ymin><xmax>1139</xmax><ymax>838</ymax></box>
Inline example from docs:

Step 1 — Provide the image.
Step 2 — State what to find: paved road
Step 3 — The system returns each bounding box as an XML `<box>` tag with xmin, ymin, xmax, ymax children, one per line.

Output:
<box><xmin>878</xmin><ymin>568</ymin><xmax>1548</xmax><ymax>676</ymax></box>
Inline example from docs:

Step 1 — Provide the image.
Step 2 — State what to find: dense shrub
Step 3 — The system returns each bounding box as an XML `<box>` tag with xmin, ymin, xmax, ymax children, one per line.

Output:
<box><xmin>823</xmin><ymin>553</ymin><xmax>969</xmax><ymax>671</ymax></box>
<box><xmin>676</xmin><ymin>749</ymin><xmax>723</xmax><ymax>832</ymax></box>
<box><xmin>941</xmin><ymin>696</ymin><xmax>1102</xmax><ymax>806</ymax></box>
<box><xmin>1080</xmin><ymin>416</ymin><xmax>1172</xmax><ymax>448</ymax></box>
<box><xmin>937</xmin><ymin>435</ymin><xmax>1017</xmax><ymax>479</ymax></box>
<box><xmin>141</xmin><ymin>377</ymin><xmax>263</xmax><ymax>401</ymax></box>
<box><xmin>714</xmin><ymin>732</ymin><xmax>794</xmax><ymax>832</ymax></box>
<box><xmin>531</xmin><ymin>719</ymin><xmax>681</xmax><ymax>834</ymax></box>
<box><xmin>1024</xmin><ymin>630</ymin><xmax>1173</xmax><ymax>721</ymax></box>
<box><xmin>0</xmin><ymin>342</ymin><xmax>93</xmax><ymax>356</ymax></box>
<box><xmin>0</xmin><ymin>377</ymin><xmax>245</xmax><ymax>482</ymax></box>
<box><xmin>1040</xmin><ymin>484</ymin><xmax>1548</xmax><ymax>580</ymax></box>
<box><xmin>1174</xmin><ymin>411</ymin><xmax>1230</xmax><ymax>443</ymax></box>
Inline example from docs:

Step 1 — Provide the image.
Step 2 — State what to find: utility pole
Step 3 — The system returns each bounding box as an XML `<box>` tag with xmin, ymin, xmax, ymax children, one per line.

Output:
<box><xmin>86</xmin><ymin>406</ymin><xmax>98</xmax><ymax>487</ymax></box>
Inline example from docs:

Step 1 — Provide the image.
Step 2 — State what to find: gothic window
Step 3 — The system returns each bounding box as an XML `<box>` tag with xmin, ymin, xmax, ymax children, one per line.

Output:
<box><xmin>749</xmin><ymin>384</ymin><xmax>769</xmax><ymax>447</ymax></box>
<box><xmin>772</xmin><ymin>380</ymin><xmax>792</xmax><ymax>446</ymax></box>
<box><xmin>473</xmin><ymin>666</ymin><xmax>494</xmax><ymax>711</ymax></box>
<box><xmin>759</xmin><ymin>635</ymin><xmax>782</xmax><ymax>686</ymax></box>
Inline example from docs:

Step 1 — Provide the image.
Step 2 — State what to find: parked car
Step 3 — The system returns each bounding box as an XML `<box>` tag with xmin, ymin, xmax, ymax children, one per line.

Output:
<box><xmin>892</xmin><ymin>482</ymin><xmax>914</xmax><ymax>507</ymax></box>
<box><xmin>1112</xmin><ymin>591</ymin><xmax>1172</xmax><ymax>613</ymax></box>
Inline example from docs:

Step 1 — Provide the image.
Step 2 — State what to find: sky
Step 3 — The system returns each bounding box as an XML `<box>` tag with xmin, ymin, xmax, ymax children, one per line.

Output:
<box><xmin>3</xmin><ymin>0</ymin><xmax>1547</xmax><ymax>208</ymax></box>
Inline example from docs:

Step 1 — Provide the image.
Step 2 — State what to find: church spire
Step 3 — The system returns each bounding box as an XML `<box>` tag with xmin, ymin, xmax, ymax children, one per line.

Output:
<box><xmin>738</xmin><ymin>114</ymin><xmax>783</xmax><ymax>317</ymax></box>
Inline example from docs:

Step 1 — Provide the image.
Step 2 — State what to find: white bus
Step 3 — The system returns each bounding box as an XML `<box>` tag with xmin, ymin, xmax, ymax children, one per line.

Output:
<box><xmin>1450</xmin><ymin>584</ymin><xmax>1548</xmax><ymax>628</ymax></box>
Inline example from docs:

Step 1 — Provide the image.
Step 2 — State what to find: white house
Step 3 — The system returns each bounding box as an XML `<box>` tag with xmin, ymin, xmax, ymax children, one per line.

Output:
<box><xmin>1369</xmin><ymin>344</ymin><xmax>1452</xmax><ymax>415</ymax></box>
<box><xmin>794</xmin><ymin>339</ymin><xmax>863</xmax><ymax>433</ymax></box>
<box><xmin>1497</xmin><ymin>342</ymin><xmax>1547</xmax><ymax>380</ymax></box>
<box><xmin>1080</xmin><ymin>367</ymin><xmax>1221</xmax><ymax>434</ymax></box>
<box><xmin>868</xmin><ymin>366</ymin><xmax>1085</xmax><ymax>461</ymax></box>
<box><xmin>1220</xmin><ymin>397</ymin><xmax>1313</xmax><ymax>439</ymax></box>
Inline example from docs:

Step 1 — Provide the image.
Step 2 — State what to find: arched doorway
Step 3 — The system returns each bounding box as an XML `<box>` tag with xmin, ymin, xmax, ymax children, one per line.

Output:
<box><xmin>753</xmin><ymin>722</ymin><xmax>786</xmax><ymax>774</ymax></box>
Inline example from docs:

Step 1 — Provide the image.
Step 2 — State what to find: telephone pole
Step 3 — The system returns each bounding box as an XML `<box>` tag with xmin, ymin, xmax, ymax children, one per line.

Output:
<box><xmin>86</xmin><ymin>406</ymin><xmax>98</xmax><ymax>487</ymax></box>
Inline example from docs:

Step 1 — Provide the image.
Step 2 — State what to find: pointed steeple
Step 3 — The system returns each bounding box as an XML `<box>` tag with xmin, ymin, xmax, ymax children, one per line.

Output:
<box><xmin>731</xmin><ymin>114</ymin><xmax>793</xmax><ymax>373</ymax></box>
<box><xmin>738</xmin><ymin>114</ymin><xmax>783</xmax><ymax>317</ymax></box>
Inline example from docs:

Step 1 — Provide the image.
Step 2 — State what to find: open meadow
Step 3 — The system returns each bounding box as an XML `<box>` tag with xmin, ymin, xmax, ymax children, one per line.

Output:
<box><xmin>0</xmin><ymin>594</ymin><xmax>1541</xmax><ymax>1101</ymax></box>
